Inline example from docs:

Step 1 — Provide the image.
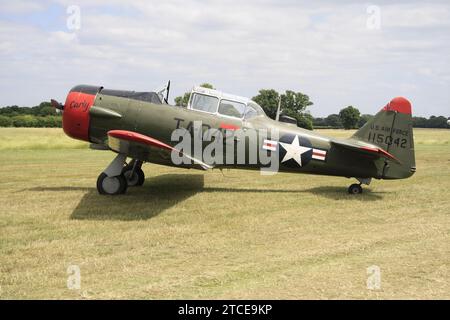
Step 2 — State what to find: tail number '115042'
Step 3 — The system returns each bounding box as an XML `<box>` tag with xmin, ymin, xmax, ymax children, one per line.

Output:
<box><xmin>368</xmin><ymin>132</ymin><xmax>407</xmax><ymax>148</ymax></box>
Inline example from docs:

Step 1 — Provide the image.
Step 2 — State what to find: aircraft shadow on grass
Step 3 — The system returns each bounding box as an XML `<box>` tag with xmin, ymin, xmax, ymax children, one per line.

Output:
<box><xmin>26</xmin><ymin>174</ymin><xmax>384</xmax><ymax>221</ymax></box>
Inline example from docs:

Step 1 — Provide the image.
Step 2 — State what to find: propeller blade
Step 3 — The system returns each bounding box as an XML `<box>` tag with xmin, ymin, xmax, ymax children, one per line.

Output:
<box><xmin>51</xmin><ymin>99</ymin><xmax>64</xmax><ymax>110</ymax></box>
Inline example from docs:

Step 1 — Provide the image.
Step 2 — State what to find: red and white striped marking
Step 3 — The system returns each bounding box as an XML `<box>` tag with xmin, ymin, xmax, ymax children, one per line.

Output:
<box><xmin>312</xmin><ymin>148</ymin><xmax>327</xmax><ymax>161</ymax></box>
<box><xmin>263</xmin><ymin>139</ymin><xmax>278</xmax><ymax>151</ymax></box>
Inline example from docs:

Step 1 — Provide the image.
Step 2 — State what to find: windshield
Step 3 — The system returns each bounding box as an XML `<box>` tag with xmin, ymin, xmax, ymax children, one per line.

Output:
<box><xmin>218</xmin><ymin>99</ymin><xmax>246</xmax><ymax>118</ymax></box>
<box><xmin>245</xmin><ymin>101</ymin><xmax>266</xmax><ymax>119</ymax></box>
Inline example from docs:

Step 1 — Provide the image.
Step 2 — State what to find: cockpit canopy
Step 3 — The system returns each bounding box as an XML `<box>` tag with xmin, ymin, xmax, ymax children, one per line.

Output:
<box><xmin>187</xmin><ymin>86</ymin><xmax>266</xmax><ymax>120</ymax></box>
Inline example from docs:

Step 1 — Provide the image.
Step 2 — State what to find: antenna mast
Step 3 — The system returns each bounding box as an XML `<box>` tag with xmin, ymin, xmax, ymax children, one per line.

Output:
<box><xmin>275</xmin><ymin>95</ymin><xmax>282</xmax><ymax>121</ymax></box>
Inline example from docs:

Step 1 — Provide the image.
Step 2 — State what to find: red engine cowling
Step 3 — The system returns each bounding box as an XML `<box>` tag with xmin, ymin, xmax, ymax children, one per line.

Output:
<box><xmin>63</xmin><ymin>85</ymin><xmax>101</xmax><ymax>141</ymax></box>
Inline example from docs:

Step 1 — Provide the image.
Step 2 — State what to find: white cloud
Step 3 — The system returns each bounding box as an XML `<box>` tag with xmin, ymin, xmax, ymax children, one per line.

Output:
<box><xmin>0</xmin><ymin>0</ymin><xmax>449</xmax><ymax>117</ymax></box>
<box><xmin>0</xmin><ymin>1</ymin><xmax>44</xmax><ymax>14</ymax></box>
<box><xmin>382</xmin><ymin>3</ymin><xmax>450</xmax><ymax>28</ymax></box>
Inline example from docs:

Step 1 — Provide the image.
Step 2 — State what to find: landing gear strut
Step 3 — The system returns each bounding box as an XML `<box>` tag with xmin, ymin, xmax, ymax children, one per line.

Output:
<box><xmin>348</xmin><ymin>178</ymin><xmax>371</xmax><ymax>195</ymax></box>
<box><xmin>96</xmin><ymin>154</ymin><xmax>145</xmax><ymax>195</ymax></box>
<box><xmin>97</xmin><ymin>153</ymin><xmax>128</xmax><ymax>195</ymax></box>
<box><xmin>122</xmin><ymin>160</ymin><xmax>145</xmax><ymax>187</ymax></box>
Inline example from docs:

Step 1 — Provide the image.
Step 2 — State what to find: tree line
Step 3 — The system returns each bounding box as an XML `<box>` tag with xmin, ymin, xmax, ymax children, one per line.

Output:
<box><xmin>313</xmin><ymin>109</ymin><xmax>449</xmax><ymax>129</ymax></box>
<box><xmin>0</xmin><ymin>102</ymin><xmax>62</xmax><ymax>128</ymax></box>
<box><xmin>0</xmin><ymin>88</ymin><xmax>448</xmax><ymax>129</ymax></box>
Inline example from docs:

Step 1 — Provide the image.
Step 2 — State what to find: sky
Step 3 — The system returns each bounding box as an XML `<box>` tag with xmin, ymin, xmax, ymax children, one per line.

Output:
<box><xmin>0</xmin><ymin>0</ymin><xmax>449</xmax><ymax>117</ymax></box>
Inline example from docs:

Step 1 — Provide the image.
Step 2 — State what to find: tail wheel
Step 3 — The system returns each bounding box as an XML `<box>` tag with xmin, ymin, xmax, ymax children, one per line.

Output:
<box><xmin>122</xmin><ymin>166</ymin><xmax>145</xmax><ymax>187</ymax></box>
<box><xmin>348</xmin><ymin>183</ymin><xmax>363</xmax><ymax>194</ymax></box>
<box><xmin>97</xmin><ymin>173</ymin><xmax>128</xmax><ymax>195</ymax></box>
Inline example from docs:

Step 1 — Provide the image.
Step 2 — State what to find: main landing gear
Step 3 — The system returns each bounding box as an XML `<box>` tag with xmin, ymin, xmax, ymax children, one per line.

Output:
<box><xmin>122</xmin><ymin>159</ymin><xmax>145</xmax><ymax>187</ymax></box>
<box><xmin>348</xmin><ymin>178</ymin><xmax>371</xmax><ymax>195</ymax></box>
<box><xmin>97</xmin><ymin>154</ymin><xmax>145</xmax><ymax>195</ymax></box>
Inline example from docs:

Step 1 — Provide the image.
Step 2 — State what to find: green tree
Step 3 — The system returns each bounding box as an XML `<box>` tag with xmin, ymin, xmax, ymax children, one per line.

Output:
<box><xmin>31</xmin><ymin>102</ymin><xmax>56</xmax><ymax>116</ymax></box>
<box><xmin>41</xmin><ymin>116</ymin><xmax>62</xmax><ymax>127</ymax></box>
<box><xmin>0</xmin><ymin>115</ymin><xmax>13</xmax><ymax>127</ymax></box>
<box><xmin>174</xmin><ymin>83</ymin><xmax>214</xmax><ymax>107</ymax></box>
<box><xmin>252</xmin><ymin>89</ymin><xmax>314</xmax><ymax>129</ymax></box>
<box><xmin>0</xmin><ymin>102</ymin><xmax>56</xmax><ymax>117</ymax></box>
<box><xmin>281</xmin><ymin>90</ymin><xmax>313</xmax><ymax>114</ymax></box>
<box><xmin>0</xmin><ymin>105</ymin><xmax>23</xmax><ymax>116</ymax></box>
<box><xmin>12</xmin><ymin>115</ymin><xmax>38</xmax><ymax>127</ymax></box>
<box><xmin>412</xmin><ymin>116</ymin><xmax>428</xmax><ymax>128</ymax></box>
<box><xmin>427</xmin><ymin>116</ymin><xmax>448</xmax><ymax>128</ymax></box>
<box><xmin>251</xmin><ymin>89</ymin><xmax>280</xmax><ymax>119</ymax></box>
<box><xmin>295</xmin><ymin>114</ymin><xmax>313</xmax><ymax>130</ymax></box>
<box><xmin>339</xmin><ymin>106</ymin><xmax>360</xmax><ymax>129</ymax></box>
<box><xmin>312</xmin><ymin>117</ymin><xmax>327</xmax><ymax>127</ymax></box>
<box><xmin>324</xmin><ymin>114</ymin><xmax>342</xmax><ymax>128</ymax></box>
<box><xmin>358</xmin><ymin>114</ymin><xmax>373</xmax><ymax>128</ymax></box>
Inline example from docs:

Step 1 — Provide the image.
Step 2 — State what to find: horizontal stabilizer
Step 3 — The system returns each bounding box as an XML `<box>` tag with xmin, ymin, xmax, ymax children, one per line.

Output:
<box><xmin>331</xmin><ymin>139</ymin><xmax>401</xmax><ymax>164</ymax></box>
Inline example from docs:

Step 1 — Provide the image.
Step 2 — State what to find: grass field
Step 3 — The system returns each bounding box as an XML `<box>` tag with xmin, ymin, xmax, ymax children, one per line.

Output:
<box><xmin>0</xmin><ymin>128</ymin><xmax>449</xmax><ymax>299</ymax></box>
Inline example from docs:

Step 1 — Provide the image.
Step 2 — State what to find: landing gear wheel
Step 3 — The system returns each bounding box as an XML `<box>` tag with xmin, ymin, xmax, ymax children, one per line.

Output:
<box><xmin>348</xmin><ymin>183</ymin><xmax>363</xmax><ymax>194</ymax></box>
<box><xmin>122</xmin><ymin>166</ymin><xmax>145</xmax><ymax>187</ymax></box>
<box><xmin>97</xmin><ymin>173</ymin><xmax>128</xmax><ymax>195</ymax></box>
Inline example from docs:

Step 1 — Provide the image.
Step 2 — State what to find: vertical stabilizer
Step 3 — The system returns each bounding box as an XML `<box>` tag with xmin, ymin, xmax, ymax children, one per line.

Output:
<box><xmin>352</xmin><ymin>97</ymin><xmax>416</xmax><ymax>179</ymax></box>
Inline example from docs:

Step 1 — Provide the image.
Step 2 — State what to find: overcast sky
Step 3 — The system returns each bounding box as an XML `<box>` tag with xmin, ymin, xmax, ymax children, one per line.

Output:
<box><xmin>0</xmin><ymin>0</ymin><xmax>449</xmax><ymax>116</ymax></box>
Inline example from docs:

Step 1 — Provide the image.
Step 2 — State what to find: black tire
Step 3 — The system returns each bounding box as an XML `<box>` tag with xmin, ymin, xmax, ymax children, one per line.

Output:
<box><xmin>97</xmin><ymin>173</ymin><xmax>128</xmax><ymax>195</ymax></box>
<box><xmin>122</xmin><ymin>166</ymin><xmax>145</xmax><ymax>187</ymax></box>
<box><xmin>348</xmin><ymin>183</ymin><xmax>363</xmax><ymax>194</ymax></box>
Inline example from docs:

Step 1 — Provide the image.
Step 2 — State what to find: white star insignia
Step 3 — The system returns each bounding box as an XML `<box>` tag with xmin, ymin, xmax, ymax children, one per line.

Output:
<box><xmin>279</xmin><ymin>135</ymin><xmax>312</xmax><ymax>166</ymax></box>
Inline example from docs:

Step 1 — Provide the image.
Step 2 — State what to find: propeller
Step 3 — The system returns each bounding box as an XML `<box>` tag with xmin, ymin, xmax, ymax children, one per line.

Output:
<box><xmin>51</xmin><ymin>99</ymin><xmax>64</xmax><ymax>110</ymax></box>
<box><xmin>164</xmin><ymin>80</ymin><xmax>171</xmax><ymax>104</ymax></box>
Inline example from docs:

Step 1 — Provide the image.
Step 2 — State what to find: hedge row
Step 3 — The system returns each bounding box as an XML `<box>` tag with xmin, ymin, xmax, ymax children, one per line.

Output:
<box><xmin>0</xmin><ymin>115</ymin><xmax>62</xmax><ymax>128</ymax></box>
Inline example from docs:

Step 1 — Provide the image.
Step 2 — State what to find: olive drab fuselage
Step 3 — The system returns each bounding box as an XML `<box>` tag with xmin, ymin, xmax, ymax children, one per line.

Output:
<box><xmin>61</xmin><ymin>84</ymin><xmax>415</xmax><ymax>192</ymax></box>
<box><xmin>94</xmin><ymin>97</ymin><xmax>362</xmax><ymax>176</ymax></box>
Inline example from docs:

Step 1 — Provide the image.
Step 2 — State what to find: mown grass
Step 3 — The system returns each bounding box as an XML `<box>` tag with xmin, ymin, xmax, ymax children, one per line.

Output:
<box><xmin>0</xmin><ymin>128</ymin><xmax>449</xmax><ymax>299</ymax></box>
<box><xmin>0</xmin><ymin>128</ymin><xmax>86</xmax><ymax>150</ymax></box>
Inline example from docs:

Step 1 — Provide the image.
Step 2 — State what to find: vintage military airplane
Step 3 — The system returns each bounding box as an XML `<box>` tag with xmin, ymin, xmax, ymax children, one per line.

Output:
<box><xmin>52</xmin><ymin>83</ymin><xmax>415</xmax><ymax>195</ymax></box>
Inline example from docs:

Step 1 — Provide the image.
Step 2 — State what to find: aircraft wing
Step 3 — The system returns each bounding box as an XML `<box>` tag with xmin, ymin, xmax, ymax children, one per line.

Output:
<box><xmin>330</xmin><ymin>139</ymin><xmax>401</xmax><ymax>164</ymax></box>
<box><xmin>107</xmin><ymin>130</ymin><xmax>212</xmax><ymax>170</ymax></box>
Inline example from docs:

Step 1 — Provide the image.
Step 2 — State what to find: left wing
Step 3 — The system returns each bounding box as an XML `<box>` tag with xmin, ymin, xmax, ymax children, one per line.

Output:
<box><xmin>107</xmin><ymin>130</ymin><xmax>212</xmax><ymax>170</ymax></box>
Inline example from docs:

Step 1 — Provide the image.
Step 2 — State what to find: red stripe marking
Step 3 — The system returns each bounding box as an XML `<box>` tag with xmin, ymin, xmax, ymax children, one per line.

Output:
<box><xmin>360</xmin><ymin>146</ymin><xmax>399</xmax><ymax>162</ymax></box>
<box><xmin>220</xmin><ymin>123</ymin><xmax>240</xmax><ymax>130</ymax></box>
<box><xmin>313</xmin><ymin>151</ymin><xmax>325</xmax><ymax>157</ymax></box>
<box><xmin>108</xmin><ymin>130</ymin><xmax>173</xmax><ymax>151</ymax></box>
